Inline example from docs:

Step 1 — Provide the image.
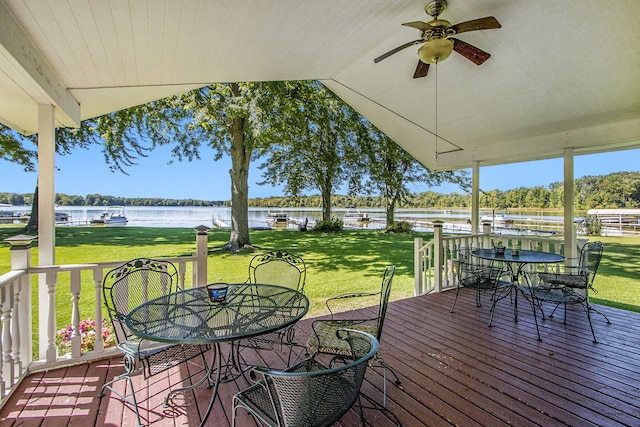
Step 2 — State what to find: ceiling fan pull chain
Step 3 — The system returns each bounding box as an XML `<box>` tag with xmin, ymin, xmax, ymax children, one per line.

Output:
<box><xmin>435</xmin><ymin>61</ymin><xmax>438</xmax><ymax>154</ymax></box>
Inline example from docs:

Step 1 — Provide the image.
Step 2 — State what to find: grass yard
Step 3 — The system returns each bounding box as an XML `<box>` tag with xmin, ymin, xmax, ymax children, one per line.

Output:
<box><xmin>0</xmin><ymin>226</ymin><xmax>423</xmax><ymax>339</ymax></box>
<box><xmin>1</xmin><ymin>225</ymin><xmax>639</xmax><ymax>356</ymax></box>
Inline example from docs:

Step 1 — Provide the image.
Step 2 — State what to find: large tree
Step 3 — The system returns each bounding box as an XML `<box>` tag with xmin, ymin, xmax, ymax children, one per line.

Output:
<box><xmin>10</xmin><ymin>84</ymin><xmax>277</xmax><ymax>251</ymax></box>
<box><xmin>355</xmin><ymin>121</ymin><xmax>470</xmax><ymax>224</ymax></box>
<box><xmin>148</xmin><ymin>83</ymin><xmax>277</xmax><ymax>251</ymax></box>
<box><xmin>257</xmin><ymin>81</ymin><xmax>362</xmax><ymax>222</ymax></box>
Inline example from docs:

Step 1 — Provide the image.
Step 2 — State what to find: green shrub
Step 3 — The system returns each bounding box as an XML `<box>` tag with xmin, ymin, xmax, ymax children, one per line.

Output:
<box><xmin>586</xmin><ymin>215</ymin><xmax>602</xmax><ymax>236</ymax></box>
<box><xmin>312</xmin><ymin>218</ymin><xmax>344</xmax><ymax>232</ymax></box>
<box><xmin>384</xmin><ymin>221</ymin><xmax>413</xmax><ymax>233</ymax></box>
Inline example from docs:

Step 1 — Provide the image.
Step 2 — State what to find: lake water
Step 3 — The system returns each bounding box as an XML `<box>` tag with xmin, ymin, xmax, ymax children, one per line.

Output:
<box><xmin>5</xmin><ymin>205</ymin><xmax>566</xmax><ymax>233</ymax></box>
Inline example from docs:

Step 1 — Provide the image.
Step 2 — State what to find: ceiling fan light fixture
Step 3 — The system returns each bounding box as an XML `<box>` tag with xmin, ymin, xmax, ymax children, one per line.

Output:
<box><xmin>418</xmin><ymin>38</ymin><xmax>454</xmax><ymax>64</ymax></box>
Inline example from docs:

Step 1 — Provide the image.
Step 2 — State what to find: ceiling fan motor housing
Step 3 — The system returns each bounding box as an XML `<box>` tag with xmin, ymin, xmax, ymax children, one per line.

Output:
<box><xmin>426</xmin><ymin>0</ymin><xmax>447</xmax><ymax>18</ymax></box>
<box><xmin>420</xmin><ymin>18</ymin><xmax>455</xmax><ymax>64</ymax></box>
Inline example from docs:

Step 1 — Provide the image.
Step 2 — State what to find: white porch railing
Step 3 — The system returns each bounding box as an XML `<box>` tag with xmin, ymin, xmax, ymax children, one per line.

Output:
<box><xmin>0</xmin><ymin>226</ymin><xmax>211</xmax><ymax>409</ymax></box>
<box><xmin>414</xmin><ymin>221</ymin><xmax>571</xmax><ymax>296</ymax></box>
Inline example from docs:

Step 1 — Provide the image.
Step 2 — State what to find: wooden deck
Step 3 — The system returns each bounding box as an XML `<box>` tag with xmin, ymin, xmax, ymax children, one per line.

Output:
<box><xmin>2</xmin><ymin>288</ymin><xmax>639</xmax><ymax>426</ymax></box>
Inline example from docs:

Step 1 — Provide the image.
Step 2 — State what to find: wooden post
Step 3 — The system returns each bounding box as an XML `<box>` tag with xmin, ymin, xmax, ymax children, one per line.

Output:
<box><xmin>472</xmin><ymin>161</ymin><xmax>480</xmax><ymax>235</ymax></box>
<box><xmin>564</xmin><ymin>148</ymin><xmax>577</xmax><ymax>265</ymax></box>
<box><xmin>38</xmin><ymin>104</ymin><xmax>56</xmax><ymax>361</ymax></box>
<box><xmin>433</xmin><ymin>220</ymin><xmax>443</xmax><ymax>293</ymax></box>
<box><xmin>414</xmin><ymin>237</ymin><xmax>423</xmax><ymax>295</ymax></box>
<box><xmin>482</xmin><ymin>221</ymin><xmax>492</xmax><ymax>247</ymax></box>
<box><xmin>195</xmin><ymin>226</ymin><xmax>210</xmax><ymax>287</ymax></box>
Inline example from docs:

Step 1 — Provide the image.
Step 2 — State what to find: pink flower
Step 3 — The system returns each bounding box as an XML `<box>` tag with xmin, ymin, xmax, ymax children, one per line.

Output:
<box><xmin>56</xmin><ymin>317</ymin><xmax>116</xmax><ymax>354</ymax></box>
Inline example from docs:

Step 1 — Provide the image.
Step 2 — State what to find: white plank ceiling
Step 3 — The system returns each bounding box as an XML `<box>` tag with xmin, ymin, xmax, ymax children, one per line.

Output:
<box><xmin>1</xmin><ymin>0</ymin><xmax>639</xmax><ymax>171</ymax></box>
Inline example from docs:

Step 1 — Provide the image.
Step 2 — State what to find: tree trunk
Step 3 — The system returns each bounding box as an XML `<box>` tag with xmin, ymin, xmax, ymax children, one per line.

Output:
<box><xmin>227</xmin><ymin>93</ymin><xmax>251</xmax><ymax>253</ymax></box>
<box><xmin>386</xmin><ymin>184</ymin><xmax>397</xmax><ymax>225</ymax></box>
<box><xmin>21</xmin><ymin>185</ymin><xmax>39</xmax><ymax>234</ymax></box>
<box><xmin>321</xmin><ymin>177</ymin><xmax>332</xmax><ymax>222</ymax></box>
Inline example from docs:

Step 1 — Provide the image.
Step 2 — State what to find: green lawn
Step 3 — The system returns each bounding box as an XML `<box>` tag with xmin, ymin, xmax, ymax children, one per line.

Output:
<box><xmin>589</xmin><ymin>235</ymin><xmax>640</xmax><ymax>312</ymax></box>
<box><xmin>1</xmin><ymin>225</ymin><xmax>639</xmax><ymax>345</ymax></box>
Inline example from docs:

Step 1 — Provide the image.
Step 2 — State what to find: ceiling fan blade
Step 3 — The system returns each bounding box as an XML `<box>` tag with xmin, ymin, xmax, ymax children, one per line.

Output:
<box><xmin>374</xmin><ymin>39</ymin><xmax>423</xmax><ymax>63</ymax></box>
<box><xmin>452</xmin><ymin>38</ymin><xmax>491</xmax><ymax>65</ymax></box>
<box><xmin>450</xmin><ymin>16</ymin><xmax>501</xmax><ymax>34</ymax></box>
<box><xmin>402</xmin><ymin>21</ymin><xmax>431</xmax><ymax>32</ymax></box>
<box><xmin>413</xmin><ymin>61</ymin><xmax>430</xmax><ymax>78</ymax></box>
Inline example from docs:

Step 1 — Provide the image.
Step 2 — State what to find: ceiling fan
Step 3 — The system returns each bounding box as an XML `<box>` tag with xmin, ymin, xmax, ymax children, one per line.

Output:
<box><xmin>374</xmin><ymin>0</ymin><xmax>501</xmax><ymax>78</ymax></box>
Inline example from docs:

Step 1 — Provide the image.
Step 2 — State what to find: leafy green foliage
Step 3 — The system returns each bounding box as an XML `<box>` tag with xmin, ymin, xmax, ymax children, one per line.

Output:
<box><xmin>3</xmin><ymin>171</ymin><xmax>640</xmax><ymax>211</ymax></box>
<box><xmin>311</xmin><ymin>218</ymin><xmax>344</xmax><ymax>232</ymax></box>
<box><xmin>384</xmin><ymin>221</ymin><xmax>413</xmax><ymax>233</ymax></box>
<box><xmin>256</xmin><ymin>81</ymin><xmax>363</xmax><ymax>222</ymax></box>
<box><xmin>353</xmin><ymin>121</ymin><xmax>469</xmax><ymax>224</ymax></box>
<box><xmin>0</xmin><ymin>125</ymin><xmax>37</xmax><ymax>171</ymax></box>
<box><xmin>586</xmin><ymin>215</ymin><xmax>602</xmax><ymax>235</ymax></box>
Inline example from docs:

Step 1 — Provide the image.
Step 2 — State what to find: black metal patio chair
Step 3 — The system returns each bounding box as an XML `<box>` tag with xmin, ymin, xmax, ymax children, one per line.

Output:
<box><xmin>232</xmin><ymin>329</ymin><xmax>379</xmax><ymax>427</ymax></box>
<box><xmin>306</xmin><ymin>265</ymin><xmax>402</xmax><ymax>408</ymax></box>
<box><xmin>530</xmin><ymin>241</ymin><xmax>610</xmax><ymax>342</ymax></box>
<box><xmin>450</xmin><ymin>246</ymin><xmax>511</xmax><ymax>312</ymax></box>
<box><xmin>236</xmin><ymin>250</ymin><xmax>308</xmax><ymax>366</ymax></box>
<box><xmin>99</xmin><ymin>258</ymin><xmax>210</xmax><ymax>426</ymax></box>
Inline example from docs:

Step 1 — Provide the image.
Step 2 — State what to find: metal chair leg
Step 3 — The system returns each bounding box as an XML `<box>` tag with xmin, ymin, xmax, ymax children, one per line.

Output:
<box><xmin>372</xmin><ymin>355</ymin><xmax>402</xmax><ymax>408</ymax></box>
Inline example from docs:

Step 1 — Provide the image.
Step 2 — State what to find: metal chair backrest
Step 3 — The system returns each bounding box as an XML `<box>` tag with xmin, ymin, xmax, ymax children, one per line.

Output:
<box><xmin>248</xmin><ymin>250</ymin><xmax>306</xmax><ymax>292</ymax></box>
<box><xmin>454</xmin><ymin>247</ymin><xmax>503</xmax><ymax>284</ymax></box>
<box><xmin>582</xmin><ymin>241</ymin><xmax>604</xmax><ymax>288</ymax></box>
<box><xmin>102</xmin><ymin>258</ymin><xmax>179</xmax><ymax>344</ymax></box>
<box><xmin>258</xmin><ymin>329</ymin><xmax>378</xmax><ymax>427</ymax></box>
<box><xmin>375</xmin><ymin>265</ymin><xmax>396</xmax><ymax>341</ymax></box>
<box><xmin>454</xmin><ymin>247</ymin><xmax>476</xmax><ymax>281</ymax></box>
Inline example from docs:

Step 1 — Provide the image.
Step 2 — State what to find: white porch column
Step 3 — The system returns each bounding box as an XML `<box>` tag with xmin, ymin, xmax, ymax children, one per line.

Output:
<box><xmin>38</xmin><ymin>104</ymin><xmax>56</xmax><ymax>361</ymax></box>
<box><xmin>195</xmin><ymin>225</ymin><xmax>210</xmax><ymax>287</ymax></box>
<box><xmin>563</xmin><ymin>148</ymin><xmax>577</xmax><ymax>262</ymax></box>
<box><xmin>433</xmin><ymin>221</ymin><xmax>443</xmax><ymax>292</ymax></box>
<box><xmin>471</xmin><ymin>161</ymin><xmax>480</xmax><ymax>234</ymax></box>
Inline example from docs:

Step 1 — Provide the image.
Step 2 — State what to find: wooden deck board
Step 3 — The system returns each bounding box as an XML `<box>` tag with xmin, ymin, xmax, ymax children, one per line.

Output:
<box><xmin>1</xmin><ymin>289</ymin><xmax>639</xmax><ymax>426</ymax></box>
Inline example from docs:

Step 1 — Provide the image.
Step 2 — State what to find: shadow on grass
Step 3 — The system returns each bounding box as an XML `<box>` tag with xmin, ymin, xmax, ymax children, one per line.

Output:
<box><xmin>3</xmin><ymin>226</ymin><xmax>638</xmax><ymax>312</ymax></box>
<box><xmin>245</xmin><ymin>229</ymin><xmax>432</xmax><ymax>279</ymax></box>
<box><xmin>0</xmin><ymin>225</ymin><xmax>430</xmax><ymax>279</ymax></box>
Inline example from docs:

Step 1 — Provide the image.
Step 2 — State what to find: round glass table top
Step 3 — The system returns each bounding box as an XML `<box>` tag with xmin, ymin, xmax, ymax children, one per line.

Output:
<box><xmin>471</xmin><ymin>248</ymin><xmax>565</xmax><ymax>264</ymax></box>
<box><xmin>125</xmin><ymin>283</ymin><xmax>309</xmax><ymax>345</ymax></box>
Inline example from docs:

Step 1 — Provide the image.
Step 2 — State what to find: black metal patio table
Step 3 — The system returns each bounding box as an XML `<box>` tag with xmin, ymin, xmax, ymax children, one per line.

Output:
<box><xmin>471</xmin><ymin>248</ymin><xmax>565</xmax><ymax>340</ymax></box>
<box><xmin>125</xmin><ymin>283</ymin><xmax>309</xmax><ymax>426</ymax></box>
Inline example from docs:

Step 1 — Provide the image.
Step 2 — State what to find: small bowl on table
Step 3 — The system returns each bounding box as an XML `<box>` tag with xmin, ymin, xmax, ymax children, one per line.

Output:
<box><xmin>207</xmin><ymin>283</ymin><xmax>229</xmax><ymax>303</ymax></box>
<box><xmin>494</xmin><ymin>246</ymin><xmax>506</xmax><ymax>255</ymax></box>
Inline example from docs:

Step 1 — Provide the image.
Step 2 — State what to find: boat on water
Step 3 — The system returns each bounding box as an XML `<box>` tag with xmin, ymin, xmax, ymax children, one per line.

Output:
<box><xmin>0</xmin><ymin>204</ymin><xmax>16</xmax><ymax>224</ymax></box>
<box><xmin>266</xmin><ymin>209</ymin><xmax>288</xmax><ymax>223</ymax></box>
<box><xmin>480</xmin><ymin>213</ymin><xmax>514</xmax><ymax>226</ymax></box>
<box><xmin>55</xmin><ymin>211</ymin><xmax>70</xmax><ymax>222</ymax></box>
<box><xmin>343</xmin><ymin>208</ymin><xmax>370</xmax><ymax>222</ymax></box>
<box><xmin>212</xmin><ymin>217</ymin><xmax>230</xmax><ymax>229</ymax></box>
<box><xmin>90</xmin><ymin>206</ymin><xmax>128</xmax><ymax>225</ymax></box>
<box><xmin>0</xmin><ymin>203</ymin><xmax>13</xmax><ymax>215</ymax></box>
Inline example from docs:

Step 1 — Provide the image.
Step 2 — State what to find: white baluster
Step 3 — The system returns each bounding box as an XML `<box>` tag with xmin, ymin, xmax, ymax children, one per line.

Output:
<box><xmin>46</xmin><ymin>272</ymin><xmax>57</xmax><ymax>363</ymax></box>
<box><xmin>0</xmin><ymin>285</ymin><xmax>5</xmax><ymax>396</ymax></box>
<box><xmin>2</xmin><ymin>283</ymin><xmax>14</xmax><ymax>389</ymax></box>
<box><xmin>70</xmin><ymin>270</ymin><xmax>81</xmax><ymax>358</ymax></box>
<box><xmin>93</xmin><ymin>268</ymin><xmax>104</xmax><ymax>353</ymax></box>
<box><xmin>12</xmin><ymin>280</ymin><xmax>22</xmax><ymax>376</ymax></box>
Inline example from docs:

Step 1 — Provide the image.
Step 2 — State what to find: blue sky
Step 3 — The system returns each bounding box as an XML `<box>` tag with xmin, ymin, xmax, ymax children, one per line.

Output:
<box><xmin>1</xmin><ymin>144</ymin><xmax>639</xmax><ymax>201</ymax></box>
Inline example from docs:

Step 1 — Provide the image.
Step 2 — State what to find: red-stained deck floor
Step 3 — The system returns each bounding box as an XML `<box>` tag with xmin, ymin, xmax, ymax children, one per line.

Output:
<box><xmin>2</xmin><ymin>289</ymin><xmax>639</xmax><ymax>426</ymax></box>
